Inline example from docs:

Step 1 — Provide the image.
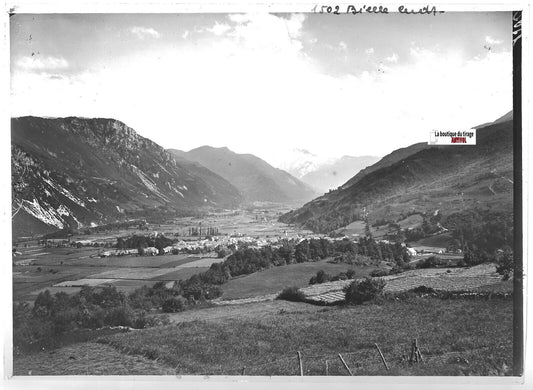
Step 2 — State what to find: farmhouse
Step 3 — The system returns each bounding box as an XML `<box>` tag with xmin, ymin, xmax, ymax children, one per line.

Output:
<box><xmin>144</xmin><ymin>247</ymin><xmax>158</xmax><ymax>256</ymax></box>
<box><xmin>406</xmin><ymin>247</ymin><xmax>417</xmax><ymax>256</ymax></box>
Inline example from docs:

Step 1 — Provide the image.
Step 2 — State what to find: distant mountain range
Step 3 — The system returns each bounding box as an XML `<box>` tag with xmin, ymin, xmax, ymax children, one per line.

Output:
<box><xmin>277</xmin><ymin>148</ymin><xmax>336</xmax><ymax>179</ymax></box>
<box><xmin>280</xmin><ymin>111</ymin><xmax>514</xmax><ymax>233</ymax></box>
<box><xmin>169</xmin><ymin>146</ymin><xmax>317</xmax><ymax>204</ymax></box>
<box><xmin>275</xmin><ymin>148</ymin><xmax>380</xmax><ymax>194</ymax></box>
<box><xmin>11</xmin><ymin>117</ymin><xmax>244</xmax><ymax>237</ymax></box>
<box><xmin>300</xmin><ymin>155</ymin><xmax>380</xmax><ymax>194</ymax></box>
<box><xmin>12</xmin><ymin>112</ymin><xmax>513</xmax><ymax>238</ymax></box>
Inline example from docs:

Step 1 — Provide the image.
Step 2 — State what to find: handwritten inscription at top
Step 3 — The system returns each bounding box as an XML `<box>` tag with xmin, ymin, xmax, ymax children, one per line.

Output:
<box><xmin>312</xmin><ymin>5</ymin><xmax>445</xmax><ymax>15</ymax></box>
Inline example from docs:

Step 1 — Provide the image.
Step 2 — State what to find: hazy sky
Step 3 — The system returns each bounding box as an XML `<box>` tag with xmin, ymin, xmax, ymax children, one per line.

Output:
<box><xmin>10</xmin><ymin>12</ymin><xmax>512</xmax><ymax>166</ymax></box>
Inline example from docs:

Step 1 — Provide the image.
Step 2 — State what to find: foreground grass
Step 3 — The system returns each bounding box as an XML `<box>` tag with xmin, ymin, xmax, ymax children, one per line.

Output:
<box><xmin>94</xmin><ymin>296</ymin><xmax>513</xmax><ymax>376</ymax></box>
<box><xmin>14</xmin><ymin>342</ymin><xmax>176</xmax><ymax>376</ymax></box>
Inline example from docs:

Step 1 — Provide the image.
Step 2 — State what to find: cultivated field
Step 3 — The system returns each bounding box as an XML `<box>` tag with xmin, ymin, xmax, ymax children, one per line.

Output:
<box><xmin>301</xmin><ymin>263</ymin><xmax>511</xmax><ymax>305</ymax></box>
<box><xmin>12</xmin><ymin>209</ymin><xmax>312</xmax><ymax>302</ymax></box>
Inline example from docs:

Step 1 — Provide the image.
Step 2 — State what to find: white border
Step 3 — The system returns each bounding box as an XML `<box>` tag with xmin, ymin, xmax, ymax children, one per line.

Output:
<box><xmin>1</xmin><ymin>1</ymin><xmax>530</xmax><ymax>389</ymax></box>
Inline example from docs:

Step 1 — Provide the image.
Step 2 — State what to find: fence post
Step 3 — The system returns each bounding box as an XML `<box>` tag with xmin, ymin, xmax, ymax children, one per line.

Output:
<box><xmin>325</xmin><ymin>360</ymin><xmax>329</xmax><ymax>376</ymax></box>
<box><xmin>416</xmin><ymin>339</ymin><xmax>424</xmax><ymax>362</ymax></box>
<box><xmin>297</xmin><ymin>351</ymin><xmax>304</xmax><ymax>376</ymax></box>
<box><xmin>241</xmin><ymin>367</ymin><xmax>246</xmax><ymax>376</ymax></box>
<box><xmin>374</xmin><ymin>343</ymin><xmax>390</xmax><ymax>371</ymax></box>
<box><xmin>409</xmin><ymin>338</ymin><xmax>424</xmax><ymax>364</ymax></box>
<box><xmin>338</xmin><ymin>353</ymin><xmax>353</xmax><ymax>376</ymax></box>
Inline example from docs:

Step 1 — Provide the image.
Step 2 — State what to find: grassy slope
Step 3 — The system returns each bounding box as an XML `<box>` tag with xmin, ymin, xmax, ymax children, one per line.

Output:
<box><xmin>13</xmin><ymin>297</ymin><xmax>513</xmax><ymax>376</ymax></box>
<box><xmin>95</xmin><ymin>297</ymin><xmax>512</xmax><ymax>376</ymax></box>
<box><xmin>13</xmin><ymin>342</ymin><xmax>175</xmax><ymax>376</ymax></box>
<box><xmin>220</xmin><ymin>259</ymin><xmax>377</xmax><ymax>300</ymax></box>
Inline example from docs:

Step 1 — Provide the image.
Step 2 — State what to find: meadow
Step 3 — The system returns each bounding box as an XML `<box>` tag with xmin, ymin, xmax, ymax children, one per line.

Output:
<box><xmin>220</xmin><ymin>259</ymin><xmax>377</xmax><ymax>300</ymax></box>
<box><xmin>13</xmin><ymin>296</ymin><xmax>513</xmax><ymax>376</ymax></box>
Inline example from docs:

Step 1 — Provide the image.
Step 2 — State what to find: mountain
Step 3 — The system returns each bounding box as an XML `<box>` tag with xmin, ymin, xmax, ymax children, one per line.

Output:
<box><xmin>300</xmin><ymin>155</ymin><xmax>380</xmax><ymax>194</ymax></box>
<box><xmin>169</xmin><ymin>146</ymin><xmax>317</xmax><ymax>204</ymax></box>
<box><xmin>11</xmin><ymin>117</ymin><xmax>243</xmax><ymax>237</ymax></box>
<box><xmin>340</xmin><ymin>143</ymin><xmax>428</xmax><ymax>190</ymax></box>
<box><xmin>277</xmin><ymin>148</ymin><xmax>336</xmax><ymax>179</ymax></box>
<box><xmin>474</xmin><ymin>110</ymin><xmax>513</xmax><ymax>129</ymax></box>
<box><xmin>280</xmin><ymin>116</ymin><xmax>513</xmax><ymax>233</ymax></box>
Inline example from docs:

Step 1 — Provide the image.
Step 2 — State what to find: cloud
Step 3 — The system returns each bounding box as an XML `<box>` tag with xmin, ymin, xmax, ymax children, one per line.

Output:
<box><xmin>485</xmin><ymin>36</ymin><xmax>503</xmax><ymax>45</ymax></box>
<box><xmin>130</xmin><ymin>26</ymin><xmax>160</xmax><ymax>39</ymax></box>
<box><xmin>11</xmin><ymin>14</ymin><xmax>512</xmax><ymax>165</ymax></box>
<box><xmin>385</xmin><ymin>53</ymin><xmax>399</xmax><ymax>63</ymax></box>
<box><xmin>365</xmin><ymin>48</ymin><xmax>374</xmax><ymax>55</ymax></box>
<box><xmin>206</xmin><ymin>22</ymin><xmax>231</xmax><ymax>36</ymax></box>
<box><xmin>16</xmin><ymin>56</ymin><xmax>69</xmax><ymax>71</ymax></box>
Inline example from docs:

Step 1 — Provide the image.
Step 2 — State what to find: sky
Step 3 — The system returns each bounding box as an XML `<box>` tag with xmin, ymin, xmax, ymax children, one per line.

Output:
<box><xmin>10</xmin><ymin>12</ymin><xmax>512</xmax><ymax>167</ymax></box>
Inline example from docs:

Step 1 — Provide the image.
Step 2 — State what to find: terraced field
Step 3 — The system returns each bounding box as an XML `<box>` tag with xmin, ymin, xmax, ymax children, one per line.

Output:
<box><xmin>301</xmin><ymin>263</ymin><xmax>509</xmax><ymax>305</ymax></box>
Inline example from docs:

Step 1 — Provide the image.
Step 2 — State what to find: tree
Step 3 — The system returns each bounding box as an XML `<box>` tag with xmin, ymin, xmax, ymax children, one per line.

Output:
<box><xmin>496</xmin><ymin>251</ymin><xmax>515</xmax><ymax>281</ymax></box>
<box><xmin>344</xmin><ymin>277</ymin><xmax>385</xmax><ymax>305</ymax></box>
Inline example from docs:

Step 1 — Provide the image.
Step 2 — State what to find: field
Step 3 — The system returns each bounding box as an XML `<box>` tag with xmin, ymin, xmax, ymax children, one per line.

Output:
<box><xmin>410</xmin><ymin>232</ymin><xmax>454</xmax><ymax>248</ymax></box>
<box><xmin>11</xmin><ymin>207</ymin><xmax>515</xmax><ymax>378</ymax></box>
<box><xmin>12</xmin><ymin>208</ymin><xmax>317</xmax><ymax>302</ymax></box>
<box><xmin>220</xmin><ymin>259</ymin><xmax>377</xmax><ymax>300</ymax></box>
<box><xmin>335</xmin><ymin>214</ymin><xmax>424</xmax><ymax>238</ymax></box>
<box><xmin>299</xmin><ymin>263</ymin><xmax>512</xmax><ymax>305</ymax></box>
<box><xmin>13</xmin><ymin>297</ymin><xmax>513</xmax><ymax>376</ymax></box>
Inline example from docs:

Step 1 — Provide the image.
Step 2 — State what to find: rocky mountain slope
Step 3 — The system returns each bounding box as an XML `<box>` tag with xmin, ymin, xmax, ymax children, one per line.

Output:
<box><xmin>12</xmin><ymin>117</ymin><xmax>243</xmax><ymax>237</ymax></box>
<box><xmin>280</xmin><ymin>114</ymin><xmax>513</xmax><ymax>233</ymax></box>
<box><xmin>170</xmin><ymin>146</ymin><xmax>317</xmax><ymax>204</ymax></box>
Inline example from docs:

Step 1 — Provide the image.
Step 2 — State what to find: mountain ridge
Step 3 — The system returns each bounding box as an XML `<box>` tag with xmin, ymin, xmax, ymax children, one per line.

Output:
<box><xmin>169</xmin><ymin>146</ymin><xmax>317</xmax><ymax>204</ymax></box>
<box><xmin>12</xmin><ymin>116</ymin><xmax>243</xmax><ymax>237</ymax></box>
<box><xmin>280</xmin><ymin>114</ymin><xmax>513</xmax><ymax>233</ymax></box>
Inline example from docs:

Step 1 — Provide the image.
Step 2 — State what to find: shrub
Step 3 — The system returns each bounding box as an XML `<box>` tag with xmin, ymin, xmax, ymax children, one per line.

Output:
<box><xmin>417</xmin><ymin>256</ymin><xmax>440</xmax><ymax>269</ymax></box>
<box><xmin>496</xmin><ymin>251</ymin><xmax>514</xmax><ymax>281</ymax></box>
<box><xmin>370</xmin><ymin>269</ymin><xmax>389</xmax><ymax>277</ymax></box>
<box><xmin>131</xmin><ymin>311</ymin><xmax>170</xmax><ymax>329</ymax></box>
<box><xmin>346</xmin><ymin>269</ymin><xmax>356</xmax><ymax>279</ymax></box>
<box><xmin>162</xmin><ymin>296</ymin><xmax>187</xmax><ymax>313</ymax></box>
<box><xmin>389</xmin><ymin>266</ymin><xmax>404</xmax><ymax>275</ymax></box>
<box><xmin>104</xmin><ymin>306</ymin><xmax>133</xmax><ymax>327</ymax></box>
<box><xmin>277</xmin><ymin>286</ymin><xmax>306</xmax><ymax>302</ymax></box>
<box><xmin>412</xmin><ymin>285</ymin><xmax>436</xmax><ymax>294</ymax></box>
<box><xmin>343</xmin><ymin>278</ymin><xmax>385</xmax><ymax>305</ymax></box>
<box><xmin>309</xmin><ymin>270</ymin><xmax>331</xmax><ymax>285</ymax></box>
<box><xmin>331</xmin><ymin>272</ymin><xmax>348</xmax><ymax>281</ymax></box>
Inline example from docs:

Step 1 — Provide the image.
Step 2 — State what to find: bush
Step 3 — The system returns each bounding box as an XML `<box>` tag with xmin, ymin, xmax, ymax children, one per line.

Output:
<box><xmin>346</xmin><ymin>269</ymin><xmax>356</xmax><ymax>279</ymax></box>
<box><xmin>331</xmin><ymin>272</ymin><xmax>348</xmax><ymax>281</ymax></box>
<box><xmin>343</xmin><ymin>278</ymin><xmax>385</xmax><ymax>305</ymax></box>
<box><xmin>417</xmin><ymin>256</ymin><xmax>440</xmax><ymax>269</ymax></box>
<box><xmin>370</xmin><ymin>269</ymin><xmax>389</xmax><ymax>277</ymax></box>
<box><xmin>104</xmin><ymin>306</ymin><xmax>133</xmax><ymax>327</ymax></box>
<box><xmin>309</xmin><ymin>270</ymin><xmax>331</xmax><ymax>285</ymax></box>
<box><xmin>389</xmin><ymin>266</ymin><xmax>404</xmax><ymax>275</ymax></box>
<box><xmin>496</xmin><ymin>251</ymin><xmax>514</xmax><ymax>281</ymax></box>
<box><xmin>162</xmin><ymin>296</ymin><xmax>187</xmax><ymax>313</ymax></box>
<box><xmin>277</xmin><ymin>286</ymin><xmax>306</xmax><ymax>302</ymax></box>
<box><xmin>411</xmin><ymin>285</ymin><xmax>436</xmax><ymax>294</ymax></box>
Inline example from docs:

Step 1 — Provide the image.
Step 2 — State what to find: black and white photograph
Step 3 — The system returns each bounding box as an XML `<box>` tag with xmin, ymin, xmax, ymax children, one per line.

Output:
<box><xmin>4</xmin><ymin>2</ymin><xmax>528</xmax><ymax>383</ymax></box>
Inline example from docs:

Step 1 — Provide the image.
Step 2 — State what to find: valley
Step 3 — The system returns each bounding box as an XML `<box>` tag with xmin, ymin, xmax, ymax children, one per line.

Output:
<box><xmin>10</xmin><ymin>113</ymin><xmax>517</xmax><ymax>377</ymax></box>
